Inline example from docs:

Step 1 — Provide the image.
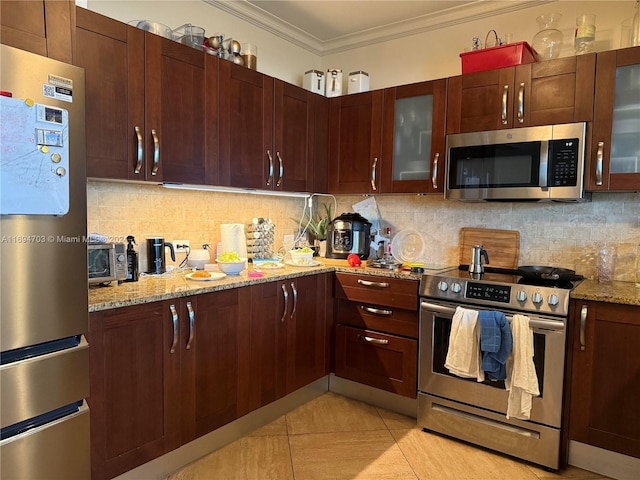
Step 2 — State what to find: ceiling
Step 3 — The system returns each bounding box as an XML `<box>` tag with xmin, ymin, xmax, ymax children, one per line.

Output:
<box><xmin>205</xmin><ymin>0</ymin><xmax>551</xmax><ymax>55</ymax></box>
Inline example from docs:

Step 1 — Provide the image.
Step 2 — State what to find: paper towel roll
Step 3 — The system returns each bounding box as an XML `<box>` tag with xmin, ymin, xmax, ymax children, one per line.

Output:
<box><xmin>220</xmin><ymin>224</ymin><xmax>248</xmax><ymax>258</ymax></box>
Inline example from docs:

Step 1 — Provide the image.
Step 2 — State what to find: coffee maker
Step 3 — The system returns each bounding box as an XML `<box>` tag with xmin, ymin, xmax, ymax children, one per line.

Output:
<box><xmin>147</xmin><ymin>237</ymin><xmax>175</xmax><ymax>274</ymax></box>
<box><xmin>325</xmin><ymin>212</ymin><xmax>371</xmax><ymax>259</ymax></box>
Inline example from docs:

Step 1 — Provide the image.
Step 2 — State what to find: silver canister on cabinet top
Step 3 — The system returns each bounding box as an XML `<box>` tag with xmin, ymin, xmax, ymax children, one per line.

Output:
<box><xmin>348</xmin><ymin>71</ymin><xmax>369</xmax><ymax>94</ymax></box>
<box><xmin>326</xmin><ymin>68</ymin><xmax>342</xmax><ymax>97</ymax></box>
<box><xmin>303</xmin><ymin>69</ymin><xmax>325</xmax><ymax>94</ymax></box>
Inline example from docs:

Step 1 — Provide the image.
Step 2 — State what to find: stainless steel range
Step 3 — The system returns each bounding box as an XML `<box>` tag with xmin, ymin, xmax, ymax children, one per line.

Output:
<box><xmin>418</xmin><ymin>267</ymin><xmax>582</xmax><ymax>470</ymax></box>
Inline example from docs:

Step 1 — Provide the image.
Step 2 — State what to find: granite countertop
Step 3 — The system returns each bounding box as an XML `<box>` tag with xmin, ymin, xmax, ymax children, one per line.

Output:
<box><xmin>89</xmin><ymin>261</ymin><xmax>640</xmax><ymax>313</ymax></box>
<box><xmin>88</xmin><ymin>258</ymin><xmax>441</xmax><ymax>312</ymax></box>
<box><xmin>570</xmin><ymin>278</ymin><xmax>640</xmax><ymax>307</ymax></box>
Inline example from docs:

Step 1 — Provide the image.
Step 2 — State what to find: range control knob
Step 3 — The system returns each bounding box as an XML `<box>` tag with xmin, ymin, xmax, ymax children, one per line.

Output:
<box><xmin>451</xmin><ymin>282</ymin><xmax>462</xmax><ymax>293</ymax></box>
<box><xmin>117</xmin><ymin>254</ymin><xmax>126</xmax><ymax>262</ymax></box>
<box><xmin>438</xmin><ymin>281</ymin><xmax>448</xmax><ymax>292</ymax></box>
<box><xmin>548</xmin><ymin>294</ymin><xmax>559</xmax><ymax>306</ymax></box>
<box><xmin>516</xmin><ymin>290</ymin><xmax>527</xmax><ymax>302</ymax></box>
<box><xmin>532</xmin><ymin>292</ymin><xmax>543</xmax><ymax>305</ymax></box>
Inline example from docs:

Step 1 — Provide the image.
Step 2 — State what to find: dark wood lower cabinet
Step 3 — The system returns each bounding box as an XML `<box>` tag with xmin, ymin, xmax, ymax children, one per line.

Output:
<box><xmin>89</xmin><ymin>276</ymin><xmax>328</xmax><ymax>479</ymax></box>
<box><xmin>335</xmin><ymin>324</ymin><xmax>417</xmax><ymax>398</ymax></box>
<box><xmin>567</xmin><ymin>300</ymin><xmax>640</xmax><ymax>459</ymax></box>
<box><xmin>89</xmin><ymin>302</ymin><xmax>178</xmax><ymax>480</ymax></box>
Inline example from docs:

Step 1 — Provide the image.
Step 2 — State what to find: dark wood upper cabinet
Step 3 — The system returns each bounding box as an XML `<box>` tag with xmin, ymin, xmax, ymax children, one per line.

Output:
<box><xmin>218</xmin><ymin>61</ymin><xmax>317</xmax><ymax>192</ymax></box>
<box><xmin>1</xmin><ymin>0</ymin><xmax>74</xmax><ymax>62</ymax></box>
<box><xmin>567</xmin><ymin>300</ymin><xmax>640</xmax><ymax>459</ymax></box>
<box><xmin>381</xmin><ymin>79</ymin><xmax>447</xmax><ymax>194</ymax></box>
<box><xmin>327</xmin><ymin>91</ymin><xmax>384</xmax><ymax>194</ymax></box>
<box><xmin>587</xmin><ymin>46</ymin><xmax>640</xmax><ymax>192</ymax></box>
<box><xmin>447</xmin><ymin>54</ymin><xmax>595</xmax><ymax>133</ymax></box>
<box><xmin>76</xmin><ymin>7</ymin><xmax>210</xmax><ymax>184</ymax></box>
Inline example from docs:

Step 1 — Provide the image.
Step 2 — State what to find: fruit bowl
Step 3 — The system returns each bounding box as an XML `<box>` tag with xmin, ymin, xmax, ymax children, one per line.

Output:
<box><xmin>216</xmin><ymin>258</ymin><xmax>246</xmax><ymax>275</ymax></box>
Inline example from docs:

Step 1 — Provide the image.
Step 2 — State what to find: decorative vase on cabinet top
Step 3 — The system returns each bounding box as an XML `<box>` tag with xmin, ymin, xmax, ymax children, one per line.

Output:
<box><xmin>532</xmin><ymin>13</ymin><xmax>564</xmax><ymax>60</ymax></box>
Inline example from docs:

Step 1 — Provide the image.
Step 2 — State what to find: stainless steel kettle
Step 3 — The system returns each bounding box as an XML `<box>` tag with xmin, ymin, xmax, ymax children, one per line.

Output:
<box><xmin>469</xmin><ymin>244</ymin><xmax>489</xmax><ymax>274</ymax></box>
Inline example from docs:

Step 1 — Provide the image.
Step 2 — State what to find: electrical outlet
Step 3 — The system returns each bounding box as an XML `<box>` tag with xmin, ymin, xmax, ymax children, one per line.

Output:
<box><xmin>174</xmin><ymin>240</ymin><xmax>190</xmax><ymax>253</ymax></box>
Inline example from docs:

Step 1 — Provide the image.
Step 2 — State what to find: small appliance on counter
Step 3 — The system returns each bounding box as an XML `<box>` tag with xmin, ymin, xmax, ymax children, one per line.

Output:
<box><xmin>146</xmin><ymin>237</ymin><xmax>175</xmax><ymax>274</ymax></box>
<box><xmin>88</xmin><ymin>242</ymin><xmax>128</xmax><ymax>285</ymax></box>
<box><xmin>325</xmin><ymin>212</ymin><xmax>371</xmax><ymax>259</ymax></box>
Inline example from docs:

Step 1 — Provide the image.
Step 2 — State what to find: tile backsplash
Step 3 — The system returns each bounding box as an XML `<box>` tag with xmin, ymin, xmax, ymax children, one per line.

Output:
<box><xmin>88</xmin><ymin>180</ymin><xmax>640</xmax><ymax>282</ymax></box>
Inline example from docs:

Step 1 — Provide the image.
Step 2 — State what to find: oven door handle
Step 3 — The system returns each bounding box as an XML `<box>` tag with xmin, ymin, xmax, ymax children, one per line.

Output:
<box><xmin>420</xmin><ymin>301</ymin><xmax>566</xmax><ymax>331</ymax></box>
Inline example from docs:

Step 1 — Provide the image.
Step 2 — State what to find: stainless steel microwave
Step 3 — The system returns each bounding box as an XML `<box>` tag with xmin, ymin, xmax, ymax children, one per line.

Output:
<box><xmin>88</xmin><ymin>243</ymin><xmax>127</xmax><ymax>285</ymax></box>
<box><xmin>445</xmin><ymin>123</ymin><xmax>588</xmax><ymax>201</ymax></box>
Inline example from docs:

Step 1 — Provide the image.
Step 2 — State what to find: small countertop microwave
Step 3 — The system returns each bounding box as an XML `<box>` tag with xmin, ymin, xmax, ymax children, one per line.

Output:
<box><xmin>445</xmin><ymin>123</ymin><xmax>588</xmax><ymax>202</ymax></box>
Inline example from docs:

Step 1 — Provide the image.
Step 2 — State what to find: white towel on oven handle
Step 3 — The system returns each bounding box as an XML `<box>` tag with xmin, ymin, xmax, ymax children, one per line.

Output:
<box><xmin>444</xmin><ymin>306</ymin><xmax>484</xmax><ymax>382</ymax></box>
<box><xmin>505</xmin><ymin>314</ymin><xmax>540</xmax><ymax>420</ymax></box>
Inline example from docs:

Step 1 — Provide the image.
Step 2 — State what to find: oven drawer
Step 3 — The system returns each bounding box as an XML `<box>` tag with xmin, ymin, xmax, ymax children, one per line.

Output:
<box><xmin>335</xmin><ymin>324</ymin><xmax>417</xmax><ymax>398</ymax></box>
<box><xmin>335</xmin><ymin>273</ymin><xmax>418</xmax><ymax>311</ymax></box>
<box><xmin>335</xmin><ymin>299</ymin><xmax>418</xmax><ymax>338</ymax></box>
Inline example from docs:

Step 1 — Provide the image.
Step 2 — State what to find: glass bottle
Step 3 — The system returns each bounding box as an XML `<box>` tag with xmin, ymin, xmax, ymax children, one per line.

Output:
<box><xmin>575</xmin><ymin>14</ymin><xmax>596</xmax><ymax>55</ymax></box>
<box><xmin>531</xmin><ymin>13</ymin><xmax>564</xmax><ymax>60</ymax></box>
<box><xmin>632</xmin><ymin>0</ymin><xmax>640</xmax><ymax>47</ymax></box>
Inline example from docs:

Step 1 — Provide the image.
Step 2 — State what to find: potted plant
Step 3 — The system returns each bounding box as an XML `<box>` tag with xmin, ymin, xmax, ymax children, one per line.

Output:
<box><xmin>298</xmin><ymin>202</ymin><xmax>332</xmax><ymax>256</ymax></box>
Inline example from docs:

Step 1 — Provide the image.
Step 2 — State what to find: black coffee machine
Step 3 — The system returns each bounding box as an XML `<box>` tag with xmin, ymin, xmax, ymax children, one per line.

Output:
<box><xmin>147</xmin><ymin>237</ymin><xmax>175</xmax><ymax>274</ymax></box>
<box><xmin>325</xmin><ymin>212</ymin><xmax>371</xmax><ymax>259</ymax></box>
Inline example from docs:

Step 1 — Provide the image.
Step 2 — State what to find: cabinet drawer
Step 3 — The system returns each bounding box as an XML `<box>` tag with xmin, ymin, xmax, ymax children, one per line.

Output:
<box><xmin>334</xmin><ymin>324</ymin><xmax>417</xmax><ymax>398</ymax></box>
<box><xmin>335</xmin><ymin>298</ymin><xmax>418</xmax><ymax>338</ymax></box>
<box><xmin>335</xmin><ymin>273</ymin><xmax>418</xmax><ymax>311</ymax></box>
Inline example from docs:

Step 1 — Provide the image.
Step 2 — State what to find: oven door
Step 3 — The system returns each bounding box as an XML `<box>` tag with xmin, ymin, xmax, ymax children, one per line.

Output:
<box><xmin>419</xmin><ymin>300</ymin><xmax>566</xmax><ymax>428</ymax></box>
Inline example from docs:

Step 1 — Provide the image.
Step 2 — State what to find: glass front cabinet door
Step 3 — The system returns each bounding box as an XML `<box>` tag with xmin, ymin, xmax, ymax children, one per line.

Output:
<box><xmin>381</xmin><ymin>79</ymin><xmax>446</xmax><ymax>194</ymax></box>
<box><xmin>589</xmin><ymin>46</ymin><xmax>640</xmax><ymax>191</ymax></box>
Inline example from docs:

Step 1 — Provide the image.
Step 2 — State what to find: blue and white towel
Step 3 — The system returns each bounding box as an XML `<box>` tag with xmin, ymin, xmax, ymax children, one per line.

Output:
<box><xmin>478</xmin><ymin>310</ymin><xmax>512</xmax><ymax>381</ymax></box>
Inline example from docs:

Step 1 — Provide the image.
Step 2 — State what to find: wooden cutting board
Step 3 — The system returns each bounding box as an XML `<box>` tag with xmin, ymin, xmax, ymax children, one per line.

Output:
<box><xmin>459</xmin><ymin>228</ymin><xmax>520</xmax><ymax>269</ymax></box>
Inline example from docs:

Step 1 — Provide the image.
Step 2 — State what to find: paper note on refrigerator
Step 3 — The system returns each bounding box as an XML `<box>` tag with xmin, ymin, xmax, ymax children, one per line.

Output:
<box><xmin>0</xmin><ymin>96</ymin><xmax>70</xmax><ymax>215</ymax></box>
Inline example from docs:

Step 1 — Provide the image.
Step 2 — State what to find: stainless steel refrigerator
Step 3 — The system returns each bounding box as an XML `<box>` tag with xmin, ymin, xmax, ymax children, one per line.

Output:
<box><xmin>0</xmin><ymin>45</ymin><xmax>90</xmax><ymax>479</ymax></box>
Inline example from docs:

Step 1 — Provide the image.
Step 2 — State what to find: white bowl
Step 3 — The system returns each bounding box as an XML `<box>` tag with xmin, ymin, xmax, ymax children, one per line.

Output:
<box><xmin>187</xmin><ymin>249</ymin><xmax>210</xmax><ymax>270</ymax></box>
<box><xmin>216</xmin><ymin>259</ymin><xmax>246</xmax><ymax>275</ymax></box>
<box><xmin>289</xmin><ymin>249</ymin><xmax>314</xmax><ymax>265</ymax></box>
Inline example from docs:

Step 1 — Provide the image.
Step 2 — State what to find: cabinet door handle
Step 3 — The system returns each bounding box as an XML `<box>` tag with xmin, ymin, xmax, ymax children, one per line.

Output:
<box><xmin>276</xmin><ymin>151</ymin><xmax>284</xmax><ymax>187</ymax></box>
<box><xmin>501</xmin><ymin>85</ymin><xmax>509</xmax><ymax>124</ymax></box>
<box><xmin>431</xmin><ymin>152</ymin><xmax>439</xmax><ymax>189</ymax></box>
<box><xmin>360</xmin><ymin>305</ymin><xmax>393</xmax><ymax>316</ymax></box>
<box><xmin>596</xmin><ymin>142</ymin><xmax>604</xmax><ymax>186</ymax></box>
<box><xmin>134</xmin><ymin>126</ymin><xmax>143</xmax><ymax>174</ymax></box>
<box><xmin>266</xmin><ymin>150</ymin><xmax>274</xmax><ymax>186</ymax></box>
<box><xmin>517</xmin><ymin>82</ymin><xmax>525</xmax><ymax>124</ymax></box>
<box><xmin>580</xmin><ymin>304</ymin><xmax>588</xmax><ymax>351</ymax></box>
<box><xmin>280</xmin><ymin>284</ymin><xmax>289</xmax><ymax>322</ymax></box>
<box><xmin>357</xmin><ymin>278</ymin><xmax>389</xmax><ymax>288</ymax></box>
<box><xmin>169</xmin><ymin>304</ymin><xmax>179</xmax><ymax>354</ymax></box>
<box><xmin>151</xmin><ymin>129</ymin><xmax>160</xmax><ymax>176</ymax></box>
<box><xmin>185</xmin><ymin>301</ymin><xmax>195</xmax><ymax>350</ymax></box>
<box><xmin>371</xmin><ymin>157</ymin><xmax>378</xmax><ymax>191</ymax></box>
<box><xmin>359</xmin><ymin>334</ymin><xmax>389</xmax><ymax>345</ymax></box>
<box><xmin>290</xmin><ymin>282</ymin><xmax>297</xmax><ymax>319</ymax></box>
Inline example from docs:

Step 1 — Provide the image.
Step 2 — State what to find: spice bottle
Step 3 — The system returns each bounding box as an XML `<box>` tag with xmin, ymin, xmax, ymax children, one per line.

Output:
<box><xmin>126</xmin><ymin>235</ymin><xmax>139</xmax><ymax>282</ymax></box>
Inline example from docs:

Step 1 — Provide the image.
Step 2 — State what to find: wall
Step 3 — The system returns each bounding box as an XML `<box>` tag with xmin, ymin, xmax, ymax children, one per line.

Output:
<box><xmin>83</xmin><ymin>1</ymin><xmax>640</xmax><ymax>283</ymax></box>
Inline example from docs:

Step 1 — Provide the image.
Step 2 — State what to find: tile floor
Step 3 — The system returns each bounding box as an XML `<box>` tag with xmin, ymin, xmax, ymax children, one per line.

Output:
<box><xmin>168</xmin><ymin>392</ymin><xmax>609</xmax><ymax>480</ymax></box>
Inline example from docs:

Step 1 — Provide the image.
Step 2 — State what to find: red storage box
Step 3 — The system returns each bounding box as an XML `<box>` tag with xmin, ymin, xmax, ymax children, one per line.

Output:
<box><xmin>460</xmin><ymin>42</ymin><xmax>537</xmax><ymax>74</ymax></box>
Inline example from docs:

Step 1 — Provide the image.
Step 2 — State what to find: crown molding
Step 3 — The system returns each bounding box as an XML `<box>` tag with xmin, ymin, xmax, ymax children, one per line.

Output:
<box><xmin>203</xmin><ymin>0</ymin><xmax>554</xmax><ymax>56</ymax></box>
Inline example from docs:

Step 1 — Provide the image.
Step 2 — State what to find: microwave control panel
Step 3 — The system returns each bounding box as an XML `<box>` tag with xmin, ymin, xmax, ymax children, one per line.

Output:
<box><xmin>548</xmin><ymin>138</ymin><xmax>579</xmax><ymax>186</ymax></box>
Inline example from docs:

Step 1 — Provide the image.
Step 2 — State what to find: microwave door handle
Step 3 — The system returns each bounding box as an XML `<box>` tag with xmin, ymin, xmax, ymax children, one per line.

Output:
<box><xmin>539</xmin><ymin>141</ymin><xmax>549</xmax><ymax>188</ymax></box>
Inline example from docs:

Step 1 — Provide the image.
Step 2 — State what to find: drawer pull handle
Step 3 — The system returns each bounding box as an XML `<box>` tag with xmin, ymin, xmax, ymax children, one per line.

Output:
<box><xmin>360</xmin><ymin>305</ymin><xmax>393</xmax><ymax>316</ymax></box>
<box><xmin>357</xmin><ymin>279</ymin><xmax>389</xmax><ymax>288</ymax></box>
<box><xmin>359</xmin><ymin>334</ymin><xmax>389</xmax><ymax>345</ymax></box>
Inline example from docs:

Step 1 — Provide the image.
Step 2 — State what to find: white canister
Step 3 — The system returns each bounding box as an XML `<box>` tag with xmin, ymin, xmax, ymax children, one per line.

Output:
<box><xmin>303</xmin><ymin>69</ymin><xmax>325</xmax><ymax>95</ymax></box>
<box><xmin>325</xmin><ymin>68</ymin><xmax>342</xmax><ymax>97</ymax></box>
<box><xmin>348</xmin><ymin>71</ymin><xmax>370</xmax><ymax>94</ymax></box>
